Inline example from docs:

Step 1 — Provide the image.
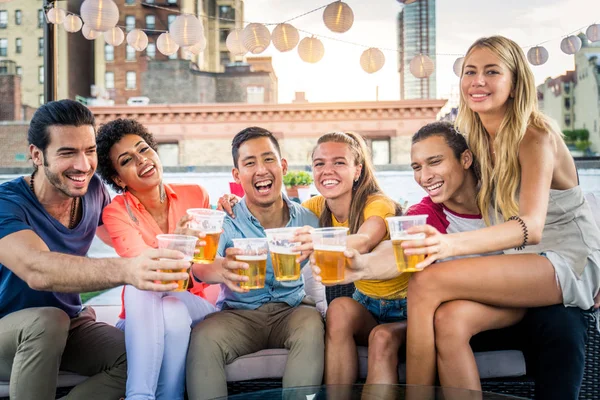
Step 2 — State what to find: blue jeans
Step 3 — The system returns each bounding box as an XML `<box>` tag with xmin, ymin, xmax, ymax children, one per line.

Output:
<box><xmin>352</xmin><ymin>290</ymin><xmax>408</xmax><ymax>324</ymax></box>
<box><xmin>115</xmin><ymin>286</ymin><xmax>216</xmax><ymax>400</ymax></box>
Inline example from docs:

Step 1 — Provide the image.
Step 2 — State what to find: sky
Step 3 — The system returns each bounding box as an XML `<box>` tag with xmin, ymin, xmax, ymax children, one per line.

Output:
<box><xmin>243</xmin><ymin>0</ymin><xmax>600</xmax><ymax>105</ymax></box>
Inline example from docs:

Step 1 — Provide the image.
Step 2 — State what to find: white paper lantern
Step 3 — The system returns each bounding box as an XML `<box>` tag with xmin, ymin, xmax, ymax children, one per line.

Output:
<box><xmin>402</xmin><ymin>0</ymin><xmax>419</xmax><ymax>3</ymax></box>
<box><xmin>241</xmin><ymin>23</ymin><xmax>270</xmax><ymax>54</ymax></box>
<box><xmin>586</xmin><ymin>24</ymin><xmax>600</xmax><ymax>43</ymax></box>
<box><xmin>169</xmin><ymin>14</ymin><xmax>203</xmax><ymax>47</ymax></box>
<box><xmin>81</xmin><ymin>0</ymin><xmax>119</xmax><ymax>32</ymax></box>
<box><xmin>453</xmin><ymin>56</ymin><xmax>464</xmax><ymax>77</ymax></box>
<box><xmin>298</xmin><ymin>36</ymin><xmax>325</xmax><ymax>64</ymax></box>
<box><xmin>409</xmin><ymin>54</ymin><xmax>434</xmax><ymax>78</ymax></box>
<box><xmin>127</xmin><ymin>29</ymin><xmax>148</xmax><ymax>51</ymax></box>
<box><xmin>226</xmin><ymin>29</ymin><xmax>247</xmax><ymax>56</ymax></box>
<box><xmin>184</xmin><ymin>35</ymin><xmax>207</xmax><ymax>55</ymax></box>
<box><xmin>47</xmin><ymin>7</ymin><xmax>66</xmax><ymax>24</ymax></box>
<box><xmin>157</xmin><ymin>32</ymin><xmax>179</xmax><ymax>56</ymax></box>
<box><xmin>82</xmin><ymin>24</ymin><xmax>100</xmax><ymax>40</ymax></box>
<box><xmin>63</xmin><ymin>15</ymin><xmax>83</xmax><ymax>33</ymax></box>
<box><xmin>526</xmin><ymin>46</ymin><xmax>549</xmax><ymax>66</ymax></box>
<box><xmin>560</xmin><ymin>35</ymin><xmax>582</xmax><ymax>55</ymax></box>
<box><xmin>103</xmin><ymin>26</ymin><xmax>124</xmax><ymax>46</ymax></box>
<box><xmin>323</xmin><ymin>1</ymin><xmax>354</xmax><ymax>33</ymax></box>
<box><xmin>360</xmin><ymin>48</ymin><xmax>385</xmax><ymax>74</ymax></box>
<box><xmin>272</xmin><ymin>23</ymin><xmax>299</xmax><ymax>52</ymax></box>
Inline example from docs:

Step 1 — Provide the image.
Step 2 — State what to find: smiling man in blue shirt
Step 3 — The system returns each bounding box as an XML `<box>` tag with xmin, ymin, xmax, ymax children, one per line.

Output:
<box><xmin>187</xmin><ymin>127</ymin><xmax>323</xmax><ymax>400</ymax></box>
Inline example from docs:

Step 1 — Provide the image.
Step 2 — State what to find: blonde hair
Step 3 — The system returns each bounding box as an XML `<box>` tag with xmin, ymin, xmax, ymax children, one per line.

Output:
<box><xmin>312</xmin><ymin>132</ymin><xmax>402</xmax><ymax>234</ymax></box>
<box><xmin>455</xmin><ymin>35</ymin><xmax>559</xmax><ymax>225</ymax></box>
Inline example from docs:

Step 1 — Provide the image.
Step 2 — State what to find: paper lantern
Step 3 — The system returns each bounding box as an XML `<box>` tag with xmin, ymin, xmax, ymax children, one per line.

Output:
<box><xmin>298</xmin><ymin>37</ymin><xmax>324</xmax><ymax>64</ymax></box>
<box><xmin>453</xmin><ymin>57</ymin><xmax>464</xmax><ymax>77</ymax></box>
<box><xmin>169</xmin><ymin>14</ymin><xmax>203</xmax><ymax>47</ymax></box>
<box><xmin>47</xmin><ymin>7</ymin><xmax>66</xmax><ymax>24</ymax></box>
<box><xmin>586</xmin><ymin>24</ymin><xmax>600</xmax><ymax>43</ymax></box>
<box><xmin>63</xmin><ymin>15</ymin><xmax>83</xmax><ymax>33</ymax></box>
<box><xmin>410</xmin><ymin>54</ymin><xmax>434</xmax><ymax>78</ymax></box>
<box><xmin>241</xmin><ymin>23</ymin><xmax>270</xmax><ymax>54</ymax></box>
<box><xmin>526</xmin><ymin>46</ymin><xmax>549</xmax><ymax>66</ymax></box>
<box><xmin>226</xmin><ymin>29</ymin><xmax>247</xmax><ymax>56</ymax></box>
<box><xmin>157</xmin><ymin>32</ymin><xmax>179</xmax><ymax>56</ymax></box>
<box><xmin>360</xmin><ymin>48</ymin><xmax>385</xmax><ymax>73</ymax></box>
<box><xmin>82</xmin><ymin>24</ymin><xmax>100</xmax><ymax>40</ymax></box>
<box><xmin>560</xmin><ymin>35</ymin><xmax>582</xmax><ymax>55</ymax></box>
<box><xmin>323</xmin><ymin>1</ymin><xmax>354</xmax><ymax>33</ymax></box>
<box><xmin>272</xmin><ymin>23</ymin><xmax>299</xmax><ymax>52</ymax></box>
<box><xmin>402</xmin><ymin>0</ymin><xmax>419</xmax><ymax>3</ymax></box>
<box><xmin>103</xmin><ymin>26</ymin><xmax>124</xmax><ymax>46</ymax></box>
<box><xmin>184</xmin><ymin>35</ymin><xmax>206</xmax><ymax>55</ymax></box>
<box><xmin>127</xmin><ymin>29</ymin><xmax>148</xmax><ymax>51</ymax></box>
<box><xmin>80</xmin><ymin>0</ymin><xmax>119</xmax><ymax>32</ymax></box>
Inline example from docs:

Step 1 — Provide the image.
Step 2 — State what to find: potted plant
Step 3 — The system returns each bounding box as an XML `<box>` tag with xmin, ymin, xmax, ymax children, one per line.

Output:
<box><xmin>283</xmin><ymin>170</ymin><xmax>313</xmax><ymax>199</ymax></box>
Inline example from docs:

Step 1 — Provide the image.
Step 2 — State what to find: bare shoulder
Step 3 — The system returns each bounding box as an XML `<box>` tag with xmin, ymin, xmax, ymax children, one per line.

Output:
<box><xmin>520</xmin><ymin>125</ymin><xmax>556</xmax><ymax>155</ymax></box>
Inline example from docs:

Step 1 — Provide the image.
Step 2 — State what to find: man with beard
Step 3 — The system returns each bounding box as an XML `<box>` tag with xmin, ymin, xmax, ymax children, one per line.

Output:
<box><xmin>186</xmin><ymin>127</ymin><xmax>324</xmax><ymax>400</ymax></box>
<box><xmin>0</xmin><ymin>99</ymin><xmax>191</xmax><ymax>399</ymax></box>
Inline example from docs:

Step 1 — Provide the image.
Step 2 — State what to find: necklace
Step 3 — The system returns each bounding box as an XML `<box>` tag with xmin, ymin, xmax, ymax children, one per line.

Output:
<box><xmin>30</xmin><ymin>170</ymin><xmax>79</xmax><ymax>229</ymax></box>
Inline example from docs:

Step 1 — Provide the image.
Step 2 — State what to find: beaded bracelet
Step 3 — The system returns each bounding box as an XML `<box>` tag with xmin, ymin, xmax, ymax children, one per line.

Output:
<box><xmin>508</xmin><ymin>215</ymin><xmax>529</xmax><ymax>250</ymax></box>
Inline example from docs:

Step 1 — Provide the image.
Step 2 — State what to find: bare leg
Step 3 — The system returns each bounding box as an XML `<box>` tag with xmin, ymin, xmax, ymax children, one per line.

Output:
<box><xmin>365</xmin><ymin>322</ymin><xmax>407</xmax><ymax>384</ymax></box>
<box><xmin>406</xmin><ymin>254</ymin><xmax>562</xmax><ymax>386</ymax></box>
<box><xmin>325</xmin><ymin>297</ymin><xmax>378</xmax><ymax>384</ymax></box>
<box><xmin>435</xmin><ymin>300</ymin><xmax>526</xmax><ymax>390</ymax></box>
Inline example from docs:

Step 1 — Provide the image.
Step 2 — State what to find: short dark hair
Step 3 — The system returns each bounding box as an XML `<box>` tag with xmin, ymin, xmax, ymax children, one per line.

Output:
<box><xmin>412</xmin><ymin>121</ymin><xmax>469</xmax><ymax>161</ymax></box>
<box><xmin>231</xmin><ymin>126</ymin><xmax>282</xmax><ymax>168</ymax></box>
<box><xmin>96</xmin><ymin>118</ymin><xmax>157</xmax><ymax>193</ymax></box>
<box><xmin>28</xmin><ymin>99</ymin><xmax>95</xmax><ymax>153</ymax></box>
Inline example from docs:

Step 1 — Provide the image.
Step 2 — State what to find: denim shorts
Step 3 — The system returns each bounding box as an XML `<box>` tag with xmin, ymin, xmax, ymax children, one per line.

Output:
<box><xmin>352</xmin><ymin>290</ymin><xmax>408</xmax><ymax>324</ymax></box>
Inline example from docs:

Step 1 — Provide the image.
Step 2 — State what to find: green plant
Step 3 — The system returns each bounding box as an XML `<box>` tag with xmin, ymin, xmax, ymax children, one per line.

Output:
<box><xmin>563</xmin><ymin>129</ymin><xmax>578</xmax><ymax>144</ymax></box>
<box><xmin>283</xmin><ymin>170</ymin><xmax>313</xmax><ymax>187</ymax></box>
<box><xmin>575</xmin><ymin>140</ymin><xmax>592</xmax><ymax>152</ymax></box>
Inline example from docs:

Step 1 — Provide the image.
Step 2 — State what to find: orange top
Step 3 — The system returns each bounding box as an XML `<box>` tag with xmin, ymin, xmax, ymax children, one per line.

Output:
<box><xmin>102</xmin><ymin>183</ymin><xmax>212</xmax><ymax>319</ymax></box>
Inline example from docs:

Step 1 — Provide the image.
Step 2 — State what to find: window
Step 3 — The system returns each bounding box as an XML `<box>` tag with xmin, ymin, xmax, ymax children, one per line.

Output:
<box><xmin>167</xmin><ymin>0</ymin><xmax>177</xmax><ymax>4</ymax></box>
<box><xmin>15</xmin><ymin>10</ymin><xmax>21</xmax><ymax>25</ymax></box>
<box><xmin>16</xmin><ymin>66</ymin><xmax>22</xmax><ymax>75</ymax></box>
<box><xmin>246</xmin><ymin>86</ymin><xmax>265</xmax><ymax>104</ymax></box>
<box><xmin>146</xmin><ymin>42</ymin><xmax>156</xmax><ymax>58</ymax></box>
<box><xmin>105</xmin><ymin>44</ymin><xmax>114</xmax><ymax>61</ymax></box>
<box><xmin>38</xmin><ymin>9</ymin><xmax>44</xmax><ymax>28</ymax></box>
<box><xmin>0</xmin><ymin>38</ymin><xmax>7</xmax><ymax>56</ymax></box>
<box><xmin>105</xmin><ymin>72</ymin><xmax>115</xmax><ymax>89</ymax></box>
<box><xmin>125</xmin><ymin>0</ymin><xmax>135</xmax><ymax>4</ymax></box>
<box><xmin>0</xmin><ymin>10</ymin><xmax>7</xmax><ymax>28</ymax></box>
<box><xmin>39</xmin><ymin>94</ymin><xmax>44</xmax><ymax>105</ymax></box>
<box><xmin>169</xmin><ymin>50</ymin><xmax>178</xmax><ymax>60</ymax></box>
<box><xmin>145</xmin><ymin>0</ymin><xmax>155</xmax><ymax>3</ymax></box>
<box><xmin>168</xmin><ymin>14</ymin><xmax>176</xmax><ymax>28</ymax></box>
<box><xmin>0</xmin><ymin>65</ymin><xmax>6</xmax><ymax>74</ymax></box>
<box><xmin>220</xmin><ymin>29</ymin><xmax>230</xmax><ymax>43</ymax></box>
<box><xmin>39</xmin><ymin>66</ymin><xmax>44</xmax><ymax>84</ymax></box>
<box><xmin>370</xmin><ymin>138</ymin><xmax>391</xmax><ymax>164</ymax></box>
<box><xmin>126</xmin><ymin>44</ymin><xmax>136</xmax><ymax>61</ymax></box>
<box><xmin>145</xmin><ymin>15</ymin><xmax>155</xmax><ymax>30</ymax></box>
<box><xmin>126</xmin><ymin>71</ymin><xmax>136</xmax><ymax>89</ymax></box>
<box><xmin>157</xmin><ymin>143</ymin><xmax>179</xmax><ymax>166</ymax></box>
<box><xmin>564</xmin><ymin>98</ymin><xmax>571</xmax><ymax>110</ymax></box>
<box><xmin>38</xmin><ymin>38</ymin><xmax>44</xmax><ymax>56</ymax></box>
<box><xmin>219</xmin><ymin>5</ymin><xmax>235</xmax><ymax>21</ymax></box>
<box><xmin>220</xmin><ymin>52</ymin><xmax>230</xmax><ymax>67</ymax></box>
<box><xmin>125</xmin><ymin>15</ymin><xmax>135</xmax><ymax>31</ymax></box>
<box><xmin>15</xmin><ymin>37</ymin><xmax>21</xmax><ymax>54</ymax></box>
<box><xmin>565</xmin><ymin>115</ymin><xmax>571</xmax><ymax>127</ymax></box>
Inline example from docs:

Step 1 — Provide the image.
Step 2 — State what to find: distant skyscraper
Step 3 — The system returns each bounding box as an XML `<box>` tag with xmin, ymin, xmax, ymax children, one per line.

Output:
<box><xmin>397</xmin><ymin>0</ymin><xmax>436</xmax><ymax>99</ymax></box>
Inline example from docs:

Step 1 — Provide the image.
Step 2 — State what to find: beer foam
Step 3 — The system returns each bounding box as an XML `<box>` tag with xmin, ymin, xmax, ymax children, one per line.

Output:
<box><xmin>391</xmin><ymin>233</ymin><xmax>426</xmax><ymax>240</ymax></box>
<box><xmin>269</xmin><ymin>246</ymin><xmax>300</xmax><ymax>255</ymax></box>
<box><xmin>236</xmin><ymin>255</ymin><xmax>268</xmax><ymax>261</ymax></box>
<box><xmin>313</xmin><ymin>245</ymin><xmax>346</xmax><ymax>252</ymax></box>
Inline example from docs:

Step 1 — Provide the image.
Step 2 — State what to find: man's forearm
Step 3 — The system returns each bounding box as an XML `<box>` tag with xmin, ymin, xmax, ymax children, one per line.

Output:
<box><xmin>361</xmin><ymin>240</ymin><xmax>401</xmax><ymax>281</ymax></box>
<box><xmin>26</xmin><ymin>250</ymin><xmax>129</xmax><ymax>292</ymax></box>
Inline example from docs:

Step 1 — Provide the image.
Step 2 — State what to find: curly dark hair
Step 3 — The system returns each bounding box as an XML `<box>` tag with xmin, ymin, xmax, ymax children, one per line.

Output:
<box><xmin>96</xmin><ymin>118</ymin><xmax>158</xmax><ymax>193</ymax></box>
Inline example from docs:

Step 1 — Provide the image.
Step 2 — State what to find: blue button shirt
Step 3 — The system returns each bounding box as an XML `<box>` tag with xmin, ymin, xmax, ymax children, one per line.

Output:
<box><xmin>216</xmin><ymin>195</ymin><xmax>319</xmax><ymax>310</ymax></box>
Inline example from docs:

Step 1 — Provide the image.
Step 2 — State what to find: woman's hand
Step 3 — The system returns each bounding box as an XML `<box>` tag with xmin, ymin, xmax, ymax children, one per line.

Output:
<box><xmin>594</xmin><ymin>291</ymin><xmax>600</xmax><ymax>310</ymax></box>
<box><xmin>173</xmin><ymin>214</ymin><xmax>206</xmax><ymax>250</ymax></box>
<box><xmin>401</xmin><ymin>224</ymin><xmax>454</xmax><ymax>269</ymax></box>
<box><xmin>292</xmin><ymin>225</ymin><xmax>315</xmax><ymax>263</ymax></box>
<box><xmin>310</xmin><ymin>247</ymin><xmax>366</xmax><ymax>285</ymax></box>
<box><xmin>217</xmin><ymin>194</ymin><xmax>241</xmax><ymax>218</ymax></box>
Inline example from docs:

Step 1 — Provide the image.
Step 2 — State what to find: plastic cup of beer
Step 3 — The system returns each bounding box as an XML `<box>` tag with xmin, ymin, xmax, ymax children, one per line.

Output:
<box><xmin>232</xmin><ymin>238</ymin><xmax>269</xmax><ymax>290</ymax></box>
<box><xmin>310</xmin><ymin>227</ymin><xmax>349</xmax><ymax>284</ymax></box>
<box><xmin>386</xmin><ymin>215</ymin><xmax>427</xmax><ymax>273</ymax></box>
<box><xmin>265</xmin><ymin>227</ymin><xmax>301</xmax><ymax>281</ymax></box>
<box><xmin>187</xmin><ymin>208</ymin><xmax>226</xmax><ymax>264</ymax></box>
<box><xmin>156</xmin><ymin>234</ymin><xmax>197</xmax><ymax>291</ymax></box>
